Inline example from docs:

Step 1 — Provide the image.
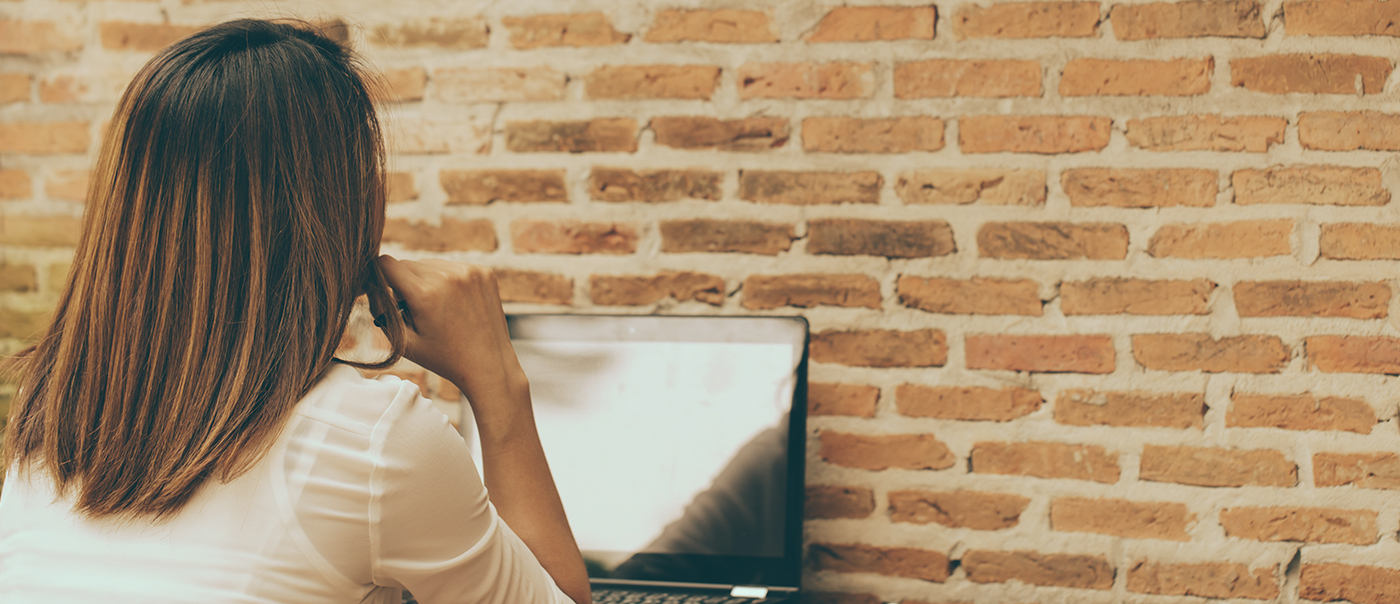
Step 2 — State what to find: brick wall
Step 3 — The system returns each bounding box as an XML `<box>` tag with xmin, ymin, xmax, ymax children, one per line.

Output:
<box><xmin>5</xmin><ymin>0</ymin><xmax>1400</xmax><ymax>602</ymax></box>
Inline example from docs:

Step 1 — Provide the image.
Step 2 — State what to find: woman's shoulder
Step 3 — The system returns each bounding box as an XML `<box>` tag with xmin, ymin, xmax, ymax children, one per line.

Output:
<box><xmin>293</xmin><ymin>363</ymin><xmax>433</xmax><ymax>437</ymax></box>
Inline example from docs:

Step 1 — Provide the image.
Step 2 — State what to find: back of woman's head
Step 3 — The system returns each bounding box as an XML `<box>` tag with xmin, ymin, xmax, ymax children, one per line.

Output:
<box><xmin>3</xmin><ymin>18</ymin><xmax>409</xmax><ymax>519</ymax></box>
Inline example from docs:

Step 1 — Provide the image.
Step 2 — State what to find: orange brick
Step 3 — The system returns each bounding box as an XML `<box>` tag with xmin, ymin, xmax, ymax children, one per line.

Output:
<box><xmin>0</xmin><ymin>215</ymin><xmax>82</xmax><ymax>247</ymax></box>
<box><xmin>0</xmin><ymin>170</ymin><xmax>31</xmax><ymax>200</ymax></box>
<box><xmin>99</xmin><ymin>22</ymin><xmax>201</xmax><ymax>52</ymax></box>
<box><xmin>1232</xmin><ymin>54</ymin><xmax>1391</xmax><ymax>94</ymax></box>
<box><xmin>1133</xmin><ymin>334</ymin><xmax>1289</xmax><ymax>373</ymax></box>
<box><xmin>1061</xmin><ymin>57</ymin><xmax>1212</xmax><ymax>96</ymax></box>
<box><xmin>382</xmin><ymin>218</ymin><xmax>496</xmax><ymax>252</ymax></box>
<box><xmin>1148</xmin><ymin>219</ymin><xmax>1293</xmax><ymax>258</ymax></box>
<box><xmin>1051</xmin><ymin>497</ymin><xmax>1193</xmax><ymax>541</ymax></box>
<box><xmin>808</xmin><ymin>383</ymin><xmax>879</xmax><ymax>417</ymax></box>
<box><xmin>808</xmin><ymin>219</ymin><xmax>955</xmax><ymax>258</ymax></box>
<box><xmin>1112</xmin><ymin>0</ymin><xmax>1266</xmax><ymax>39</ymax></box>
<box><xmin>659</xmin><ymin>219</ymin><xmax>794</xmax><ymax>255</ymax></box>
<box><xmin>818</xmin><ymin>432</ymin><xmax>955</xmax><ymax>471</ymax></box>
<box><xmin>737</xmin><ymin>62</ymin><xmax>873</xmax><ymax>99</ymax></box>
<box><xmin>434</xmin><ymin>67</ymin><xmax>566</xmax><ymax>102</ymax></box>
<box><xmin>1306</xmin><ymin>336</ymin><xmax>1400</xmax><ymax>374</ymax></box>
<box><xmin>1222</xmin><ymin>506</ymin><xmax>1378</xmax><ymax>544</ymax></box>
<box><xmin>650</xmin><ymin>116</ymin><xmax>789</xmax><ymax>151</ymax></box>
<box><xmin>1126</xmin><ymin>114</ymin><xmax>1285</xmax><ymax>152</ymax></box>
<box><xmin>0</xmin><ymin>20</ymin><xmax>82</xmax><ymax>54</ymax></box>
<box><xmin>1229</xmin><ymin>393</ymin><xmax>1375</xmax><ymax>433</ymax></box>
<box><xmin>1061</xmin><ymin>278</ymin><xmax>1216</xmax><ymax>315</ymax></box>
<box><xmin>966</xmin><ymin>334</ymin><xmax>1115</xmax><ymax>373</ymax></box>
<box><xmin>1234</xmin><ymin>165</ymin><xmax>1389</xmax><ymax>206</ymax></box>
<box><xmin>1141</xmin><ymin>445</ymin><xmax>1296</xmax><ymax>487</ymax></box>
<box><xmin>898</xmin><ymin>277</ymin><xmax>1041</xmax><ymax>316</ymax></box>
<box><xmin>387</xmin><ymin>172</ymin><xmax>417</xmax><ymax>203</ymax></box>
<box><xmin>1320</xmin><ymin>223</ymin><xmax>1400</xmax><ymax>259</ymax></box>
<box><xmin>589</xmin><ymin>168</ymin><xmax>721</xmax><ymax>202</ymax></box>
<box><xmin>743</xmin><ymin>274</ymin><xmax>880</xmax><ymax>310</ymax></box>
<box><xmin>1063</xmin><ymin>168</ymin><xmax>1216</xmax><ymax>207</ymax></box>
<box><xmin>442</xmin><ymin>170</ymin><xmax>567</xmax><ymax>204</ymax></box>
<box><xmin>810</xmin><ymin>543</ymin><xmax>950</xmax><ymax>582</ymax></box>
<box><xmin>1315</xmin><ymin>452</ymin><xmax>1400</xmax><ymax>490</ymax></box>
<box><xmin>806</xmin><ymin>486</ymin><xmax>875</xmax><ymax>519</ymax></box>
<box><xmin>644</xmin><ymin>9</ymin><xmax>777</xmax><ymax>43</ymax></box>
<box><xmin>1299</xmin><ymin>111</ymin><xmax>1400</xmax><ymax>151</ymax></box>
<box><xmin>954</xmin><ymin>2</ymin><xmax>1101</xmax><ymax>38</ymax></box>
<box><xmin>1128</xmin><ymin>561</ymin><xmax>1279</xmax><ymax>600</ymax></box>
<box><xmin>960</xmin><ymin>115</ymin><xmax>1111</xmax><ymax>153</ymax></box>
<box><xmin>1301</xmin><ymin>563</ymin><xmax>1400</xmax><ymax>604</ymax></box>
<box><xmin>0</xmin><ymin>263</ymin><xmax>37</xmax><ymax>292</ymax></box>
<box><xmin>896</xmin><ymin>169</ymin><xmax>1045</xmax><ymax>205</ymax></box>
<box><xmin>37</xmin><ymin>75</ymin><xmax>92</xmax><ymax>104</ymax></box>
<box><xmin>1234</xmin><ymin>280</ymin><xmax>1389</xmax><ymax>319</ymax></box>
<box><xmin>971</xmin><ymin>441</ymin><xmax>1119</xmax><ymax>482</ymax></box>
<box><xmin>811</xmin><ymin>329</ymin><xmax>947</xmax><ymax>368</ymax></box>
<box><xmin>497</xmin><ymin>269</ymin><xmax>573</xmax><ymax>305</ymax></box>
<box><xmin>510</xmin><ymin>220</ymin><xmax>638</xmax><ymax>255</ymax></box>
<box><xmin>978</xmin><ymin>222</ymin><xmax>1128</xmax><ymax>260</ymax></box>
<box><xmin>0</xmin><ymin>73</ymin><xmax>30</xmax><ymax>103</ymax></box>
<box><xmin>888</xmin><ymin>490</ymin><xmax>1030</xmax><ymax>530</ymax></box>
<box><xmin>0</xmin><ymin>121</ymin><xmax>89</xmax><ymax>154</ymax></box>
<box><xmin>505</xmin><ymin>119</ymin><xmax>638</xmax><ymax>153</ymax></box>
<box><xmin>585</xmin><ymin>65</ymin><xmax>719</xmax><ymax>99</ymax></box>
<box><xmin>589</xmin><ymin>271</ymin><xmax>724</xmax><ymax>306</ymax></box>
<box><xmin>1055</xmin><ymin>390</ymin><xmax>1205</xmax><ymax>428</ymax></box>
<box><xmin>1287</xmin><ymin>0</ymin><xmax>1400</xmax><ymax>36</ymax></box>
<box><xmin>963</xmin><ymin>550</ymin><xmax>1113</xmax><ymax>589</ymax></box>
<box><xmin>807</xmin><ymin>6</ymin><xmax>938</xmax><ymax>42</ymax></box>
<box><xmin>802</xmin><ymin>117</ymin><xmax>944</xmax><ymax>153</ymax></box>
<box><xmin>372</xmin><ymin>17</ymin><xmax>489</xmax><ymax>49</ymax></box>
<box><xmin>44</xmin><ymin>170</ymin><xmax>87</xmax><ymax>202</ymax></box>
<box><xmin>739</xmin><ymin>171</ymin><xmax>881</xmax><ymax>204</ymax></box>
<box><xmin>379</xmin><ymin>67</ymin><xmax>425</xmax><ymax>103</ymax></box>
<box><xmin>894</xmin><ymin>60</ymin><xmax>1041</xmax><ymax>98</ymax></box>
<box><xmin>502</xmin><ymin>13</ymin><xmax>630</xmax><ymax>49</ymax></box>
<box><xmin>896</xmin><ymin>384</ymin><xmax>1042</xmax><ymax>421</ymax></box>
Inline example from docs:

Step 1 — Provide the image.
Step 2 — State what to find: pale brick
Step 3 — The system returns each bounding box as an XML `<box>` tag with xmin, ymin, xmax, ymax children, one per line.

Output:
<box><xmin>966</xmin><ymin>334</ymin><xmax>1116</xmax><ymax>373</ymax></box>
<box><xmin>739</xmin><ymin>171</ymin><xmax>881</xmax><ymax>205</ymax></box>
<box><xmin>1061</xmin><ymin>278</ymin><xmax>1216</xmax><ymax>315</ymax></box>
<box><xmin>585</xmin><ymin>65</ymin><xmax>720</xmax><ymax>99</ymax></box>
<box><xmin>1148</xmin><ymin>220</ymin><xmax>1292</xmax><ymax>258</ymax></box>
<box><xmin>44</xmin><ymin>170</ymin><xmax>87</xmax><ymax>202</ymax></box>
<box><xmin>978</xmin><ymin>222</ymin><xmax>1128</xmax><ymax>260</ymax></box>
<box><xmin>1140</xmin><ymin>445</ymin><xmax>1297</xmax><ymax>487</ymax></box>
<box><xmin>1063</xmin><ymin>168</ymin><xmax>1217</xmax><ymax>207</ymax></box>
<box><xmin>894</xmin><ymin>60</ymin><xmax>1041</xmax><ymax>98</ymax></box>
<box><xmin>0</xmin><ymin>20</ymin><xmax>82</xmax><ymax>54</ymax></box>
<box><xmin>506</xmin><ymin>119</ymin><xmax>638</xmax><ymax>153</ymax></box>
<box><xmin>802</xmin><ymin>117</ymin><xmax>944</xmax><ymax>153</ymax></box>
<box><xmin>0</xmin><ymin>121</ymin><xmax>89</xmax><ymax>154</ymax></box>
<box><xmin>1287</xmin><ymin>0</ymin><xmax>1400</xmax><ymax>36</ymax></box>
<box><xmin>0</xmin><ymin>170</ymin><xmax>31</xmax><ymax>200</ymax></box>
<box><xmin>373</xmin><ymin>17</ymin><xmax>489</xmax><ymax>49</ymax></box>
<box><xmin>1233</xmin><ymin>54</ymin><xmax>1391</xmax><ymax>95</ymax></box>
<box><xmin>808</xmin><ymin>383</ymin><xmax>879</xmax><ymax>417</ymax></box>
<box><xmin>1133</xmin><ymin>334</ymin><xmax>1289</xmax><ymax>373</ymax></box>
<box><xmin>380</xmin><ymin>67</ymin><xmax>425</xmax><ymax>103</ymax></box>
<box><xmin>0</xmin><ymin>263</ymin><xmax>37</xmax><ymax>292</ymax></box>
<box><xmin>888</xmin><ymin>490</ymin><xmax>1030</xmax><ymax>530</ymax></box>
<box><xmin>1306</xmin><ymin>336</ymin><xmax>1400</xmax><ymax>374</ymax></box>
<box><xmin>738</xmin><ymin>62</ymin><xmax>873</xmax><ymax>99</ymax></box>
<box><xmin>1299</xmin><ymin>111</ymin><xmax>1400</xmax><ymax>151</ymax></box>
<box><xmin>896</xmin><ymin>169</ymin><xmax>1045</xmax><ymax>205</ymax></box>
<box><xmin>1221</xmin><ymin>506</ymin><xmax>1378</xmax><ymax>544</ymax></box>
<box><xmin>1112</xmin><ymin>0</ymin><xmax>1266</xmax><ymax>39</ymax></box>
<box><xmin>589</xmin><ymin>271</ymin><xmax>724</xmax><ymax>306</ymax></box>
<box><xmin>960</xmin><ymin>115</ymin><xmax>1111</xmax><ymax>153</ymax></box>
<box><xmin>962</xmin><ymin>550</ymin><xmax>1114</xmax><ymax>589</ymax></box>
<box><xmin>99</xmin><ymin>22</ymin><xmax>202</xmax><ymax>52</ymax></box>
<box><xmin>1315</xmin><ymin>452</ymin><xmax>1400</xmax><ymax>489</ymax></box>
<box><xmin>970</xmin><ymin>441</ymin><xmax>1120</xmax><ymax>482</ymax></box>
<box><xmin>954</xmin><ymin>2</ymin><xmax>1101</xmax><ymax>38</ymax></box>
<box><xmin>0</xmin><ymin>73</ymin><xmax>31</xmax><ymax>103</ymax></box>
<box><xmin>1301</xmin><ymin>563</ymin><xmax>1400</xmax><ymax>604</ymax></box>
<box><xmin>434</xmin><ymin>67</ymin><xmax>565</xmax><ymax>102</ymax></box>
<box><xmin>441</xmin><ymin>170</ymin><xmax>567</xmax><ymax>204</ymax></box>
<box><xmin>1051</xmin><ymin>497</ymin><xmax>1194</xmax><ymax>541</ymax></box>
<box><xmin>502</xmin><ymin>13</ymin><xmax>630</xmax><ymax>49</ymax></box>
<box><xmin>807</xmin><ymin>6</ymin><xmax>937</xmax><ymax>42</ymax></box>
<box><xmin>589</xmin><ymin>168</ymin><xmax>721</xmax><ymax>202</ymax></box>
<box><xmin>1234</xmin><ymin>280</ymin><xmax>1389</xmax><ymax>319</ymax></box>
<box><xmin>510</xmin><ymin>220</ymin><xmax>638</xmax><ymax>254</ymax></box>
<box><xmin>1229</xmin><ymin>393</ymin><xmax>1375</xmax><ymax>433</ymax></box>
<box><xmin>497</xmin><ymin>269</ymin><xmax>572</xmax><ymax>305</ymax></box>
<box><xmin>818</xmin><ymin>432</ymin><xmax>955</xmax><ymax>471</ymax></box>
<box><xmin>382</xmin><ymin>218</ymin><xmax>496</xmax><ymax>252</ymax></box>
<box><xmin>1234</xmin><ymin>165</ymin><xmax>1389</xmax><ymax>206</ymax></box>
<box><xmin>1320</xmin><ymin>223</ymin><xmax>1400</xmax><ymax>259</ymax></box>
<box><xmin>1128</xmin><ymin>561</ymin><xmax>1279</xmax><ymax>600</ymax></box>
<box><xmin>0</xmin><ymin>215</ymin><xmax>81</xmax><ymax>247</ymax></box>
<box><xmin>1126</xmin><ymin>115</ymin><xmax>1285</xmax><ymax>152</ymax></box>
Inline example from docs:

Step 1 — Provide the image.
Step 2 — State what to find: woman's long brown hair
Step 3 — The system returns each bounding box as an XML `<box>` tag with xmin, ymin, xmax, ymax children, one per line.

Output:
<box><xmin>3</xmin><ymin>19</ymin><xmax>409</xmax><ymax>520</ymax></box>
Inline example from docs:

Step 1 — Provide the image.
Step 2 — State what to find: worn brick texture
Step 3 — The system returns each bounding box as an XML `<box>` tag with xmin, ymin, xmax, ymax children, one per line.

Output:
<box><xmin>8</xmin><ymin>2</ymin><xmax>1400</xmax><ymax>602</ymax></box>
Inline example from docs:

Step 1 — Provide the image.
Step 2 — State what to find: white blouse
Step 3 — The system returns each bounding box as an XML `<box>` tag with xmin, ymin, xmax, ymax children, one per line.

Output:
<box><xmin>0</xmin><ymin>364</ymin><xmax>572</xmax><ymax>604</ymax></box>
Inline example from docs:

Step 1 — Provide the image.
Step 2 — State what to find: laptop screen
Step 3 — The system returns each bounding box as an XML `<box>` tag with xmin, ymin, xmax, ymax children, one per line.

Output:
<box><xmin>463</xmin><ymin>315</ymin><xmax>808</xmax><ymax>588</ymax></box>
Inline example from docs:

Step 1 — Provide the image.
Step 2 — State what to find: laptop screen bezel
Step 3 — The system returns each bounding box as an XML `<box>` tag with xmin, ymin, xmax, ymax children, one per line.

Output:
<box><xmin>500</xmin><ymin>314</ymin><xmax>809</xmax><ymax>590</ymax></box>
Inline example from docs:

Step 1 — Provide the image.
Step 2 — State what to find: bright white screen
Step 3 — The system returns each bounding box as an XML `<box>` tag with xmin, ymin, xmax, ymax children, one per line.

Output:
<box><xmin>469</xmin><ymin>340</ymin><xmax>795</xmax><ymax>555</ymax></box>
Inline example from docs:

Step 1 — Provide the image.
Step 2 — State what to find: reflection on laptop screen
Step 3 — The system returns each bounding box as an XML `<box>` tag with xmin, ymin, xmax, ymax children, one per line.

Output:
<box><xmin>464</xmin><ymin>315</ymin><xmax>807</xmax><ymax>588</ymax></box>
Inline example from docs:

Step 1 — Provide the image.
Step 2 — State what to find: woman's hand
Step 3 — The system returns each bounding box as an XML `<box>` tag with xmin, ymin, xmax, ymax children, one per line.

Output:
<box><xmin>375</xmin><ymin>256</ymin><xmax>530</xmax><ymax>437</ymax></box>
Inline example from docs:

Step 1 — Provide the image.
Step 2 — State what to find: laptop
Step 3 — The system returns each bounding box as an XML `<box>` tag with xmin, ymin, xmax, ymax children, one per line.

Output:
<box><xmin>458</xmin><ymin>314</ymin><xmax>810</xmax><ymax>604</ymax></box>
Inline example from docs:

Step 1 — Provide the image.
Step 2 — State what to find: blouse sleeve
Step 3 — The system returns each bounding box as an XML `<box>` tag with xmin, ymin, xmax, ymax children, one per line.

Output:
<box><xmin>367</xmin><ymin>385</ymin><xmax>572</xmax><ymax>604</ymax></box>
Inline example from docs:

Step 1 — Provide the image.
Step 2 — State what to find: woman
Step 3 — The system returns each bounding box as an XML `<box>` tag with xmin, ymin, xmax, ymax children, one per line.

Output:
<box><xmin>0</xmin><ymin>19</ymin><xmax>589</xmax><ymax>604</ymax></box>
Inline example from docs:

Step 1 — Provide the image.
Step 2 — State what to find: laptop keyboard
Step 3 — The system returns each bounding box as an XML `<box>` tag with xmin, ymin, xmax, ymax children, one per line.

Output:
<box><xmin>592</xmin><ymin>588</ymin><xmax>778</xmax><ymax>604</ymax></box>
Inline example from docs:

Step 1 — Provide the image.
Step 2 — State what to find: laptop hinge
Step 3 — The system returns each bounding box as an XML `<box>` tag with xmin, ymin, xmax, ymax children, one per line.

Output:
<box><xmin>730</xmin><ymin>586</ymin><xmax>768</xmax><ymax>599</ymax></box>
